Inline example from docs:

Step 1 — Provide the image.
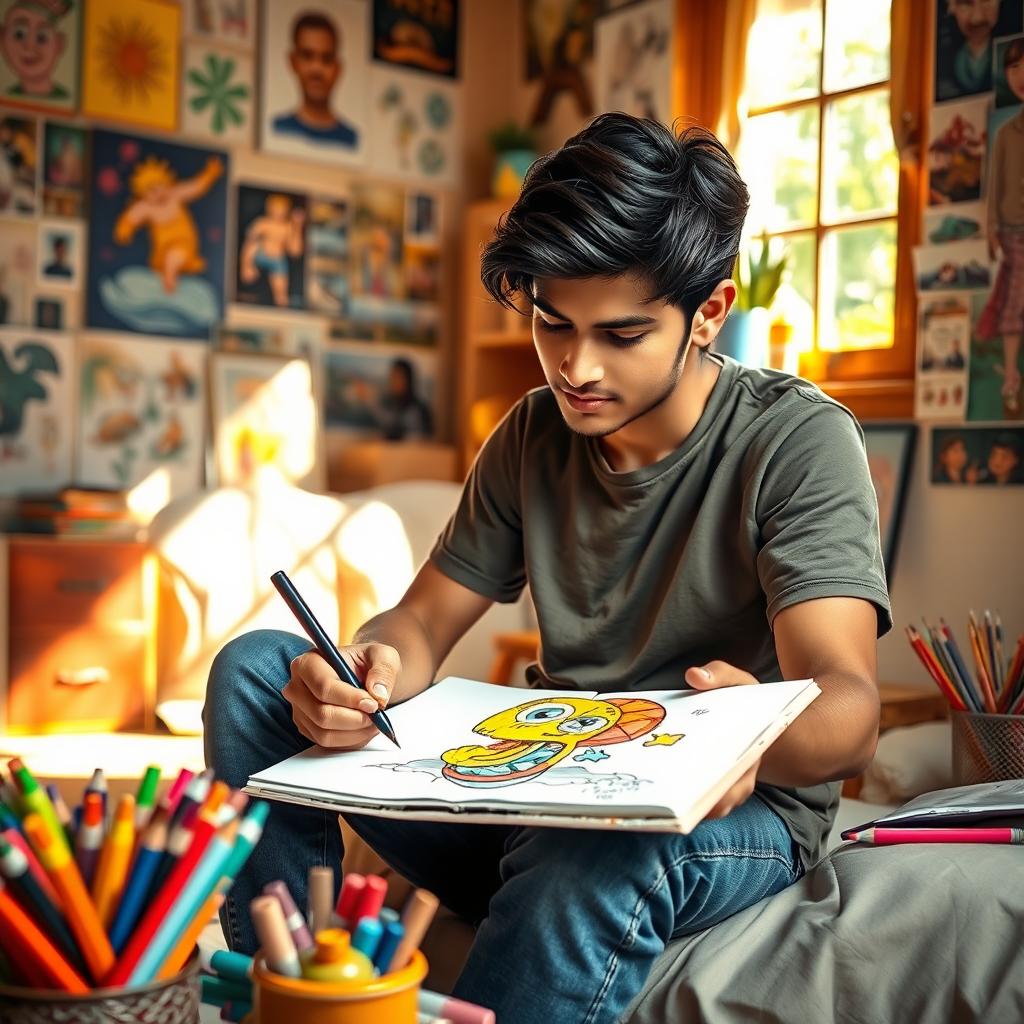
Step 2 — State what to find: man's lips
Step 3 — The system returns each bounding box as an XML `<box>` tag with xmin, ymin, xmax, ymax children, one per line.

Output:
<box><xmin>560</xmin><ymin>388</ymin><xmax>613</xmax><ymax>412</ymax></box>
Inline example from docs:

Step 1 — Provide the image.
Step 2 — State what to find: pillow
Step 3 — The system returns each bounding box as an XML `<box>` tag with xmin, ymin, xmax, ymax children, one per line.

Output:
<box><xmin>858</xmin><ymin>720</ymin><xmax>954</xmax><ymax>804</ymax></box>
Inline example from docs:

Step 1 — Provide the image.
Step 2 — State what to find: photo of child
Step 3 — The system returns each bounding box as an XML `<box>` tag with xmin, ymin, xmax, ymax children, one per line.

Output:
<box><xmin>976</xmin><ymin>35</ymin><xmax>1024</xmax><ymax>414</ymax></box>
<box><xmin>934</xmin><ymin>0</ymin><xmax>1023</xmax><ymax>102</ymax></box>
<box><xmin>932</xmin><ymin>425</ymin><xmax>1024</xmax><ymax>485</ymax></box>
<box><xmin>234</xmin><ymin>184</ymin><xmax>307</xmax><ymax>309</ymax></box>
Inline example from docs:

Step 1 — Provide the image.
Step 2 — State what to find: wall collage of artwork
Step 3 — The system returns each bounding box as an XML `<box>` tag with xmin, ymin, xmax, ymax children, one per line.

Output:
<box><xmin>920</xmin><ymin>0</ymin><xmax>1024</xmax><ymax>486</ymax></box>
<box><xmin>0</xmin><ymin>0</ymin><xmax>456</xmax><ymax>507</ymax></box>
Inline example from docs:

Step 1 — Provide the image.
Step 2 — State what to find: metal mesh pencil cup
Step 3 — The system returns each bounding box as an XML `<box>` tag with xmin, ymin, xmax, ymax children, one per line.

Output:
<box><xmin>0</xmin><ymin>952</ymin><xmax>200</xmax><ymax>1023</ymax></box>
<box><xmin>951</xmin><ymin>710</ymin><xmax>1024</xmax><ymax>786</ymax></box>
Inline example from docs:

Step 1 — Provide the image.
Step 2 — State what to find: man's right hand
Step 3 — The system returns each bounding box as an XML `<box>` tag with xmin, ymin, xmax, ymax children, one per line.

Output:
<box><xmin>284</xmin><ymin>643</ymin><xmax>400</xmax><ymax>750</ymax></box>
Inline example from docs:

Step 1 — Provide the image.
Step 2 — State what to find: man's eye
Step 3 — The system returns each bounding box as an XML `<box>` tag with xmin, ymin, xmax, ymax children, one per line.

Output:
<box><xmin>606</xmin><ymin>332</ymin><xmax>648</xmax><ymax>347</ymax></box>
<box><xmin>537</xmin><ymin>319</ymin><xmax>571</xmax><ymax>332</ymax></box>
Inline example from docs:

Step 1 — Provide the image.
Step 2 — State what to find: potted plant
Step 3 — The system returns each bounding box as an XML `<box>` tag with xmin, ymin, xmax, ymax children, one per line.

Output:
<box><xmin>716</xmin><ymin>234</ymin><xmax>788</xmax><ymax>367</ymax></box>
<box><xmin>489</xmin><ymin>121</ymin><xmax>537</xmax><ymax>200</ymax></box>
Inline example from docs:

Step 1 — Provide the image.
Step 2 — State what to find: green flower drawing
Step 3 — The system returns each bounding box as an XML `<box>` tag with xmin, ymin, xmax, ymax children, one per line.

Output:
<box><xmin>187</xmin><ymin>53</ymin><xmax>250</xmax><ymax>136</ymax></box>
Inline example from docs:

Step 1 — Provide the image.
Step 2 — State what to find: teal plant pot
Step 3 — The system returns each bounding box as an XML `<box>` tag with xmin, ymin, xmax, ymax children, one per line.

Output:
<box><xmin>715</xmin><ymin>307</ymin><xmax>770</xmax><ymax>368</ymax></box>
<box><xmin>492</xmin><ymin>149</ymin><xmax>537</xmax><ymax>199</ymax></box>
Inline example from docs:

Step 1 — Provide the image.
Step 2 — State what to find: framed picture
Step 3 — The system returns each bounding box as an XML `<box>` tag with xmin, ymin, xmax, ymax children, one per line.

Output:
<box><xmin>209</xmin><ymin>349</ymin><xmax>324</xmax><ymax>489</ymax></box>
<box><xmin>259</xmin><ymin>0</ymin><xmax>368</xmax><ymax>167</ymax></box>
<box><xmin>861</xmin><ymin>423</ymin><xmax>917</xmax><ymax>581</ymax></box>
<box><xmin>182</xmin><ymin>0</ymin><xmax>256</xmax><ymax>49</ymax></box>
<box><xmin>87</xmin><ymin>130</ymin><xmax>229</xmax><ymax>338</ymax></box>
<box><xmin>182</xmin><ymin>44</ymin><xmax>254</xmax><ymax>146</ymax></box>
<box><xmin>0</xmin><ymin>217</ymin><xmax>36</xmax><ymax>325</ymax></box>
<box><xmin>33</xmin><ymin>290</ymin><xmax>79</xmax><ymax>330</ymax></box>
<box><xmin>373</xmin><ymin>0</ymin><xmax>458</xmax><ymax>78</ymax></box>
<box><xmin>233</xmin><ymin>183</ymin><xmax>307</xmax><ymax>309</ymax></box>
<box><xmin>0</xmin><ymin>327</ymin><xmax>74</xmax><ymax>495</ymax></box>
<box><xmin>41</xmin><ymin>120</ymin><xmax>87</xmax><ymax>217</ymax></box>
<box><xmin>0</xmin><ymin>113</ymin><xmax>38</xmax><ymax>216</ymax></box>
<box><xmin>0</xmin><ymin>0</ymin><xmax>80</xmax><ymax>114</ymax></box>
<box><xmin>36</xmin><ymin>218</ymin><xmax>83</xmax><ymax>288</ymax></box>
<box><xmin>934</xmin><ymin>0</ymin><xmax>1023</xmax><ymax>103</ymax></box>
<box><xmin>81</xmin><ymin>0</ymin><xmax>181</xmax><ymax>132</ymax></box>
<box><xmin>932</xmin><ymin>424</ymin><xmax>1023</xmax><ymax>487</ymax></box>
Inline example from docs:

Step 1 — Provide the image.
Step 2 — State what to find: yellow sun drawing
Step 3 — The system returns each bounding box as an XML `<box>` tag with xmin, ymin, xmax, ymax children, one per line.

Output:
<box><xmin>82</xmin><ymin>0</ymin><xmax>181</xmax><ymax>132</ymax></box>
<box><xmin>96</xmin><ymin>16</ymin><xmax>167</xmax><ymax>104</ymax></box>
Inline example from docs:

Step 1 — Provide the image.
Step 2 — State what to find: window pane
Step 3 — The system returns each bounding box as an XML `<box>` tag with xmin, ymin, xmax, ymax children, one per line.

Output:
<box><xmin>741</xmin><ymin>107</ymin><xmax>821</xmax><ymax>232</ymax></box>
<box><xmin>818</xmin><ymin>221</ymin><xmax>896</xmax><ymax>351</ymax></box>
<box><xmin>770</xmin><ymin>231</ymin><xmax>817</xmax><ymax>349</ymax></box>
<box><xmin>823</xmin><ymin>0</ymin><xmax>890</xmax><ymax>93</ymax></box>
<box><xmin>821</xmin><ymin>90</ymin><xmax>899</xmax><ymax>223</ymax></box>
<box><xmin>746</xmin><ymin>0</ymin><xmax>822</xmax><ymax>109</ymax></box>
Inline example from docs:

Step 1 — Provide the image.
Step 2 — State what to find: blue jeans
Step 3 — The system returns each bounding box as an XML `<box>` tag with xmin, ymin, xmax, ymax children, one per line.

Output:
<box><xmin>205</xmin><ymin>630</ymin><xmax>802</xmax><ymax>1024</ymax></box>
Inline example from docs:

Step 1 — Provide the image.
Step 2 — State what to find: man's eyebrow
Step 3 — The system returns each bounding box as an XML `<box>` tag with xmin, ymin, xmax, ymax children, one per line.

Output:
<box><xmin>532</xmin><ymin>294</ymin><xmax>658</xmax><ymax>330</ymax></box>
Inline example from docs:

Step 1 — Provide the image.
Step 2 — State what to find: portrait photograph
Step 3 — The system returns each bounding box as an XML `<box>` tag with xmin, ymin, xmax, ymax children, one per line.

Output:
<box><xmin>934</xmin><ymin>0</ymin><xmax>1023</xmax><ymax>103</ymax></box>
<box><xmin>36</xmin><ymin>218</ymin><xmax>83</xmax><ymax>288</ymax></box>
<box><xmin>259</xmin><ymin>0</ymin><xmax>368</xmax><ymax>167</ymax></box>
<box><xmin>42</xmin><ymin>120</ymin><xmax>87</xmax><ymax>217</ymax></box>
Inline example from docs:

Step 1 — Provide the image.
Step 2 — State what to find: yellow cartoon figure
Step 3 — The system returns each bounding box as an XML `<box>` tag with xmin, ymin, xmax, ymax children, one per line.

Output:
<box><xmin>441</xmin><ymin>696</ymin><xmax>665</xmax><ymax>788</ymax></box>
<box><xmin>113</xmin><ymin>154</ymin><xmax>224</xmax><ymax>294</ymax></box>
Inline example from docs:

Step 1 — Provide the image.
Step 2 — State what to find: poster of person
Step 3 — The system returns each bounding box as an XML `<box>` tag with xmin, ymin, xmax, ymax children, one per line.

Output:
<box><xmin>41</xmin><ymin>120</ymin><xmax>86</xmax><ymax>217</ymax></box>
<box><xmin>75</xmin><ymin>333</ymin><xmax>206</xmax><ymax>495</ymax></box>
<box><xmin>182</xmin><ymin>0</ymin><xmax>256</xmax><ymax>50</ymax></box>
<box><xmin>36</xmin><ymin>218</ymin><xmax>83</xmax><ymax>287</ymax></box>
<box><xmin>995</xmin><ymin>31</ymin><xmax>1024</xmax><ymax>107</ymax></box>
<box><xmin>978</xmin><ymin>35</ymin><xmax>1024</xmax><ymax>415</ymax></box>
<box><xmin>914</xmin><ymin>240</ymin><xmax>992</xmax><ymax>291</ymax></box>
<box><xmin>234</xmin><ymin>183</ymin><xmax>307</xmax><ymax>309</ymax></box>
<box><xmin>209</xmin><ymin>350</ymin><xmax>324</xmax><ymax>489</ymax></box>
<box><xmin>594</xmin><ymin>0</ymin><xmax>673</xmax><ymax>125</ymax></box>
<box><xmin>323</xmin><ymin>342</ymin><xmax>435</xmax><ymax>439</ymax></box>
<box><xmin>182</xmin><ymin>44</ymin><xmax>254</xmax><ymax>147</ymax></box>
<box><xmin>524</xmin><ymin>0</ymin><xmax>594</xmax><ymax>126</ymax></box>
<box><xmin>259</xmin><ymin>0</ymin><xmax>368</xmax><ymax>167</ymax></box>
<box><xmin>87</xmin><ymin>130</ymin><xmax>229</xmax><ymax>338</ymax></box>
<box><xmin>368</xmin><ymin>66</ymin><xmax>460</xmax><ymax>185</ymax></box>
<box><xmin>0</xmin><ymin>327</ymin><xmax>73</xmax><ymax>495</ymax></box>
<box><xmin>306</xmin><ymin>194</ymin><xmax>350</xmax><ymax>316</ymax></box>
<box><xmin>928</xmin><ymin>95</ymin><xmax>989</xmax><ymax>204</ymax></box>
<box><xmin>0</xmin><ymin>218</ymin><xmax>36</xmax><ymax>325</ymax></box>
<box><xmin>0</xmin><ymin>113</ymin><xmax>37</xmax><ymax>216</ymax></box>
<box><xmin>965</xmin><ymin>288</ymin><xmax>1022</xmax><ymax>420</ymax></box>
<box><xmin>81</xmin><ymin>0</ymin><xmax>181</xmax><ymax>133</ymax></box>
<box><xmin>931</xmin><ymin>424</ymin><xmax>1023</xmax><ymax>485</ymax></box>
<box><xmin>924</xmin><ymin>198</ymin><xmax>987</xmax><ymax>244</ymax></box>
<box><xmin>0</xmin><ymin>0</ymin><xmax>79</xmax><ymax>114</ymax></box>
<box><xmin>934</xmin><ymin>0</ymin><xmax>1023</xmax><ymax>103</ymax></box>
<box><xmin>373</xmin><ymin>0</ymin><xmax>458</xmax><ymax>78</ymax></box>
<box><xmin>916</xmin><ymin>292</ymin><xmax>971</xmax><ymax>420</ymax></box>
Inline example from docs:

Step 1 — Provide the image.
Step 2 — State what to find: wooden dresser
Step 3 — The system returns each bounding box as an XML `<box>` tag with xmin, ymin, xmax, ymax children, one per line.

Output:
<box><xmin>2</xmin><ymin>536</ymin><xmax>157</xmax><ymax>734</ymax></box>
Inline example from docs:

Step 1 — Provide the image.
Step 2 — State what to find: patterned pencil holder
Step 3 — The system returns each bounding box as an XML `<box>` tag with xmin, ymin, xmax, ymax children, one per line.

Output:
<box><xmin>951</xmin><ymin>710</ymin><xmax>1024</xmax><ymax>786</ymax></box>
<box><xmin>0</xmin><ymin>951</ymin><xmax>200</xmax><ymax>1023</ymax></box>
<box><xmin>251</xmin><ymin>949</ymin><xmax>427</xmax><ymax>1024</ymax></box>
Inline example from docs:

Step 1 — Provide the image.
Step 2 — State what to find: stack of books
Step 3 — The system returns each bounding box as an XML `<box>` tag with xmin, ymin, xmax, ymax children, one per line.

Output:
<box><xmin>4</xmin><ymin>489</ymin><xmax>140</xmax><ymax>539</ymax></box>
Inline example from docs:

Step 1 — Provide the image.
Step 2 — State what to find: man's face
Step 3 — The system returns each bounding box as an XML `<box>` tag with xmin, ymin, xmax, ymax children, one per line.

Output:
<box><xmin>0</xmin><ymin>5</ymin><xmax>65</xmax><ymax>81</ymax></box>
<box><xmin>988</xmin><ymin>444</ymin><xmax>1018</xmax><ymax>479</ymax></box>
<box><xmin>531</xmin><ymin>274</ymin><xmax>691</xmax><ymax>438</ymax></box>
<box><xmin>952</xmin><ymin>0</ymin><xmax>999</xmax><ymax>46</ymax></box>
<box><xmin>1006</xmin><ymin>55</ymin><xmax>1024</xmax><ymax>101</ymax></box>
<box><xmin>290</xmin><ymin>26</ymin><xmax>339</xmax><ymax>104</ymax></box>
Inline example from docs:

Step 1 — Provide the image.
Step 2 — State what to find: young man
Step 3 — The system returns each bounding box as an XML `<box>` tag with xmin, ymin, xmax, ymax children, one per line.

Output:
<box><xmin>206</xmin><ymin>113</ymin><xmax>889</xmax><ymax>1024</ymax></box>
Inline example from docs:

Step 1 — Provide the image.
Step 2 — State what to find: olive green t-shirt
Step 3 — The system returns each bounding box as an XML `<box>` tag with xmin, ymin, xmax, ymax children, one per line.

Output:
<box><xmin>430</xmin><ymin>355</ymin><xmax>892</xmax><ymax>866</ymax></box>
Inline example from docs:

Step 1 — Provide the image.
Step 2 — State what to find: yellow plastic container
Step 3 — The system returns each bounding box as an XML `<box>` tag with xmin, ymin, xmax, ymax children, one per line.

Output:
<box><xmin>251</xmin><ymin>949</ymin><xmax>427</xmax><ymax>1024</ymax></box>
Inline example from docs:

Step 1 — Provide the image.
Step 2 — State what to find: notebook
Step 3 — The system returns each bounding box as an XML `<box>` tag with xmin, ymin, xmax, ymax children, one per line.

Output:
<box><xmin>245</xmin><ymin>676</ymin><xmax>820</xmax><ymax>833</ymax></box>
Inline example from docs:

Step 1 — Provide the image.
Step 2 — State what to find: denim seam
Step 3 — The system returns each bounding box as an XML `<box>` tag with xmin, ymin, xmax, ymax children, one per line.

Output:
<box><xmin>582</xmin><ymin>847</ymin><xmax>793</xmax><ymax>1024</ymax></box>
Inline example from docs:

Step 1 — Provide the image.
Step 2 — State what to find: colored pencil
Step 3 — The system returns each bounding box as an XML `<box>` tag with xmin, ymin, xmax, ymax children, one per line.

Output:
<box><xmin>163</xmin><ymin>768</ymin><xmax>195</xmax><ymax>820</ymax></box>
<box><xmin>0</xmin><ymin>877</ymin><xmax>90</xmax><ymax>994</ymax></box>
<box><xmin>2</xmin><ymin>826</ymin><xmax>62</xmax><ymax>909</ymax></box>
<box><xmin>75</xmin><ymin>792</ymin><xmax>106</xmax><ymax>889</ymax></box>
<box><xmin>23</xmin><ymin>813</ymin><xmax>114</xmax><ymax>983</ymax></box>
<box><xmin>91</xmin><ymin>793</ymin><xmax>136</xmax><ymax>929</ymax></box>
<box><xmin>84</xmin><ymin>769</ymin><xmax>108</xmax><ymax>826</ymax></box>
<box><xmin>134</xmin><ymin>766</ymin><xmax>161</xmax><ymax>830</ymax></box>
<box><xmin>906</xmin><ymin>627</ymin><xmax>966</xmax><ymax>711</ymax></box>
<box><xmin>155</xmin><ymin>893</ymin><xmax>224</xmax><ymax>982</ymax></box>
<box><xmin>8</xmin><ymin>759</ymin><xmax>70</xmax><ymax>854</ymax></box>
<box><xmin>849</xmin><ymin>826</ymin><xmax>1024</xmax><ymax>844</ymax></box>
<box><xmin>46</xmin><ymin>785</ymin><xmax>75</xmax><ymax>846</ymax></box>
<box><xmin>967</xmin><ymin>616</ymin><xmax>998</xmax><ymax>712</ymax></box>
<box><xmin>939</xmin><ymin>618</ymin><xmax>984</xmax><ymax>711</ymax></box>
<box><xmin>108</xmin><ymin>806</ymin><xmax>170</xmax><ymax>955</ymax></box>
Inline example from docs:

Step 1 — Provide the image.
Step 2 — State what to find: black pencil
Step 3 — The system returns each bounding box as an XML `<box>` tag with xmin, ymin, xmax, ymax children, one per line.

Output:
<box><xmin>270</xmin><ymin>570</ymin><xmax>400</xmax><ymax>749</ymax></box>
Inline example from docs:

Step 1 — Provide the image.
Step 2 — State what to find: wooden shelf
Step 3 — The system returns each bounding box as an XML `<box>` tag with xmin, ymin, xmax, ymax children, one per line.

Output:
<box><xmin>475</xmin><ymin>329</ymin><xmax>534</xmax><ymax>348</ymax></box>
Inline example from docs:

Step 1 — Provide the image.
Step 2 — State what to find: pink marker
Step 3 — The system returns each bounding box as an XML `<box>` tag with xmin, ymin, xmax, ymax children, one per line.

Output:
<box><xmin>849</xmin><ymin>827</ymin><xmax>1024</xmax><ymax>845</ymax></box>
<box><xmin>334</xmin><ymin>872</ymin><xmax>365</xmax><ymax>929</ymax></box>
<box><xmin>418</xmin><ymin>990</ymin><xmax>496</xmax><ymax>1024</ymax></box>
<box><xmin>352</xmin><ymin>874</ymin><xmax>387</xmax><ymax>925</ymax></box>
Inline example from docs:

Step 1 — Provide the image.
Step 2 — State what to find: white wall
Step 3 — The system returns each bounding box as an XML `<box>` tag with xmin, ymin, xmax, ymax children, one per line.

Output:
<box><xmin>877</xmin><ymin>435</ymin><xmax>1024</xmax><ymax>687</ymax></box>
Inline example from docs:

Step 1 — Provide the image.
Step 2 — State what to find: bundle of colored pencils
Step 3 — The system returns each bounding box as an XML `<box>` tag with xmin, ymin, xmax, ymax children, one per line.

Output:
<box><xmin>906</xmin><ymin>610</ymin><xmax>1024</xmax><ymax>715</ymax></box>
<box><xmin>0</xmin><ymin>759</ymin><xmax>268</xmax><ymax>996</ymax></box>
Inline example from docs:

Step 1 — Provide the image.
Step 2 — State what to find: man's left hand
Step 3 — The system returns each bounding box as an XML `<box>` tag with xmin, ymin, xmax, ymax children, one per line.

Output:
<box><xmin>685</xmin><ymin>661</ymin><xmax>761</xmax><ymax>820</ymax></box>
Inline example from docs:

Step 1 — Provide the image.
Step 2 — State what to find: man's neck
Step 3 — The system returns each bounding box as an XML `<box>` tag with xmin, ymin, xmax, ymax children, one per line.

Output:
<box><xmin>298</xmin><ymin>100</ymin><xmax>336</xmax><ymax>127</ymax></box>
<box><xmin>598</xmin><ymin>347</ymin><xmax>721</xmax><ymax>473</ymax></box>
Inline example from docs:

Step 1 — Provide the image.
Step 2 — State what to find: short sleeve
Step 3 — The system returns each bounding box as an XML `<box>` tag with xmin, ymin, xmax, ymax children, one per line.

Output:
<box><xmin>755</xmin><ymin>402</ymin><xmax>893</xmax><ymax>636</ymax></box>
<box><xmin>429</xmin><ymin>400</ymin><xmax>527</xmax><ymax>603</ymax></box>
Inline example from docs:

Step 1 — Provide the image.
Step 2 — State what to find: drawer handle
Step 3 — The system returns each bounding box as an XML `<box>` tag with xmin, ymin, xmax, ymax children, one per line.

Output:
<box><xmin>56</xmin><ymin>579</ymin><xmax>108</xmax><ymax>594</ymax></box>
<box><xmin>55</xmin><ymin>667</ymin><xmax>110</xmax><ymax>687</ymax></box>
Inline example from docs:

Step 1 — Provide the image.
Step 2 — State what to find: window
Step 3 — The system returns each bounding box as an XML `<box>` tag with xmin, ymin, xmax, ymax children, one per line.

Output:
<box><xmin>738</xmin><ymin>0</ymin><xmax>900</xmax><ymax>359</ymax></box>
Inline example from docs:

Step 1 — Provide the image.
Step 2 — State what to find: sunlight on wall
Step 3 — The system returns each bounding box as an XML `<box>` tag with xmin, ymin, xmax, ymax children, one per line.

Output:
<box><xmin>127</xmin><ymin>468</ymin><xmax>172</xmax><ymax>525</ymax></box>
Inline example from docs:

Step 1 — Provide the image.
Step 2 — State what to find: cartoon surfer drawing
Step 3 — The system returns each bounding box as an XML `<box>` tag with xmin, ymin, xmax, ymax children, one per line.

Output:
<box><xmin>440</xmin><ymin>695</ymin><xmax>666</xmax><ymax>788</ymax></box>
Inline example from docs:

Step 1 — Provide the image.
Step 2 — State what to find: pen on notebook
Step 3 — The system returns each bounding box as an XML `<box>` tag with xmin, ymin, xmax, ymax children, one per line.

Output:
<box><xmin>270</xmin><ymin>569</ymin><xmax>401</xmax><ymax>748</ymax></box>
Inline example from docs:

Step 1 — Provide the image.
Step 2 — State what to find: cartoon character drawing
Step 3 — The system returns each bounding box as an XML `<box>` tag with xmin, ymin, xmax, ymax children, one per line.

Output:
<box><xmin>440</xmin><ymin>696</ymin><xmax>665</xmax><ymax>788</ymax></box>
<box><xmin>113</xmin><ymin>154</ymin><xmax>224</xmax><ymax>294</ymax></box>
<box><xmin>238</xmin><ymin>192</ymin><xmax>305</xmax><ymax>307</ymax></box>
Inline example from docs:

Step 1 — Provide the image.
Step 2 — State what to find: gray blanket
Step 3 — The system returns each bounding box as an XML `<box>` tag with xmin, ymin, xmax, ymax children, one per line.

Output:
<box><xmin>626</xmin><ymin>842</ymin><xmax>1024</xmax><ymax>1023</ymax></box>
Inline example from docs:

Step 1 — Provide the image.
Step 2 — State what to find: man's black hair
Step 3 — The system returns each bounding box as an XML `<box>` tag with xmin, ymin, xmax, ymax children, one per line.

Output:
<box><xmin>291</xmin><ymin>11</ymin><xmax>338</xmax><ymax>49</ymax></box>
<box><xmin>480</xmin><ymin>113</ymin><xmax>750</xmax><ymax>322</ymax></box>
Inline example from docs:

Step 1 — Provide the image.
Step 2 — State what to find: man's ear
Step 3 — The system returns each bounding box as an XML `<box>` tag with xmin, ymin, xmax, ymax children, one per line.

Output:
<box><xmin>689</xmin><ymin>279</ymin><xmax>736</xmax><ymax>351</ymax></box>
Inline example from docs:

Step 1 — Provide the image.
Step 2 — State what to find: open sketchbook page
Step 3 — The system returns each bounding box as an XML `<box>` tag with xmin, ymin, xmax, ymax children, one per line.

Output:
<box><xmin>247</xmin><ymin>677</ymin><xmax>819</xmax><ymax>829</ymax></box>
